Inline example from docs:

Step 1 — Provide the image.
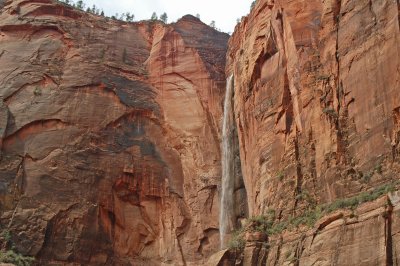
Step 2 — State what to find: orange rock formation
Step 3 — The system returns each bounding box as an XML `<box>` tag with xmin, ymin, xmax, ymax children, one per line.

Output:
<box><xmin>0</xmin><ymin>0</ymin><xmax>399</xmax><ymax>265</ymax></box>
<box><xmin>0</xmin><ymin>0</ymin><xmax>228</xmax><ymax>264</ymax></box>
<box><xmin>226</xmin><ymin>0</ymin><xmax>400</xmax><ymax>264</ymax></box>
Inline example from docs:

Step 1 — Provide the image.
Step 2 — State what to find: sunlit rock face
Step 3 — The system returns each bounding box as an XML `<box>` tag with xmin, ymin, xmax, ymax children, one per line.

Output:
<box><xmin>227</xmin><ymin>0</ymin><xmax>400</xmax><ymax>264</ymax></box>
<box><xmin>0</xmin><ymin>0</ymin><xmax>228</xmax><ymax>265</ymax></box>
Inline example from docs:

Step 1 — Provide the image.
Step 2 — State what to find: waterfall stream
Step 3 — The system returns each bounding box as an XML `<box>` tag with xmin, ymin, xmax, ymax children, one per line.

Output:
<box><xmin>220</xmin><ymin>74</ymin><xmax>235</xmax><ymax>249</ymax></box>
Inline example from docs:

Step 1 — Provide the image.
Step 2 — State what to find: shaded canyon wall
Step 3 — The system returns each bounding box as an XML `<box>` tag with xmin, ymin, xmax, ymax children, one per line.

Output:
<box><xmin>0</xmin><ymin>0</ymin><xmax>229</xmax><ymax>265</ymax></box>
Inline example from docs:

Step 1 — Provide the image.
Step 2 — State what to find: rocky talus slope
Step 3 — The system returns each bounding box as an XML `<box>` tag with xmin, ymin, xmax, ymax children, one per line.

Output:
<box><xmin>0</xmin><ymin>0</ymin><xmax>228</xmax><ymax>265</ymax></box>
<box><xmin>226</xmin><ymin>0</ymin><xmax>400</xmax><ymax>264</ymax></box>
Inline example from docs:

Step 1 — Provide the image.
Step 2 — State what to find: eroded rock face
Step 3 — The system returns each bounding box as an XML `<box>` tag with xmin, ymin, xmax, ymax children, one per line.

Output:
<box><xmin>264</xmin><ymin>196</ymin><xmax>397</xmax><ymax>266</ymax></box>
<box><xmin>0</xmin><ymin>0</ymin><xmax>228</xmax><ymax>265</ymax></box>
<box><xmin>228</xmin><ymin>0</ymin><xmax>399</xmax><ymax>220</ymax></box>
<box><xmin>227</xmin><ymin>0</ymin><xmax>400</xmax><ymax>264</ymax></box>
<box><xmin>1</xmin><ymin>0</ymin><xmax>399</xmax><ymax>264</ymax></box>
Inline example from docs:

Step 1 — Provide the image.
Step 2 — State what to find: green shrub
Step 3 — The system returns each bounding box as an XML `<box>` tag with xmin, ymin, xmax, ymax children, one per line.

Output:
<box><xmin>266</xmin><ymin>220</ymin><xmax>288</xmax><ymax>235</ymax></box>
<box><xmin>296</xmin><ymin>190</ymin><xmax>316</xmax><ymax>206</ymax></box>
<box><xmin>374</xmin><ymin>163</ymin><xmax>383</xmax><ymax>174</ymax></box>
<box><xmin>0</xmin><ymin>250</ymin><xmax>35</xmax><ymax>266</ymax></box>
<box><xmin>265</xmin><ymin>181</ymin><xmax>398</xmax><ymax>236</ymax></box>
<box><xmin>361</xmin><ymin>171</ymin><xmax>373</xmax><ymax>183</ymax></box>
<box><xmin>33</xmin><ymin>87</ymin><xmax>42</xmax><ymax>96</ymax></box>
<box><xmin>322</xmin><ymin>107</ymin><xmax>338</xmax><ymax>118</ymax></box>
<box><xmin>226</xmin><ymin>181</ymin><xmax>398</xmax><ymax>250</ymax></box>
<box><xmin>249</xmin><ymin>215</ymin><xmax>273</xmax><ymax>233</ymax></box>
<box><xmin>276</xmin><ymin>171</ymin><xmax>285</xmax><ymax>181</ymax></box>
<box><xmin>316</xmin><ymin>74</ymin><xmax>330</xmax><ymax>81</ymax></box>
<box><xmin>1</xmin><ymin>230</ymin><xmax>11</xmax><ymax>242</ymax></box>
<box><xmin>0</xmin><ymin>230</ymin><xmax>35</xmax><ymax>266</ymax></box>
<box><xmin>227</xmin><ymin>229</ymin><xmax>245</xmax><ymax>250</ymax></box>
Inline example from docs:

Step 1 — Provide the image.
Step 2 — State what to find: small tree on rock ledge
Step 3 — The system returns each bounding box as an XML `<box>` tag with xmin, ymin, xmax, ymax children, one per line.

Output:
<box><xmin>160</xmin><ymin>12</ymin><xmax>168</xmax><ymax>23</ymax></box>
<box><xmin>210</xmin><ymin>20</ymin><xmax>216</xmax><ymax>29</ymax></box>
<box><xmin>76</xmin><ymin>0</ymin><xmax>85</xmax><ymax>10</ymax></box>
<box><xmin>151</xmin><ymin>12</ymin><xmax>158</xmax><ymax>21</ymax></box>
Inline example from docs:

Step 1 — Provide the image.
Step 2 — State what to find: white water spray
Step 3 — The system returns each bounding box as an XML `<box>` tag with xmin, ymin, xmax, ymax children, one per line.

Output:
<box><xmin>220</xmin><ymin>74</ymin><xmax>235</xmax><ymax>249</ymax></box>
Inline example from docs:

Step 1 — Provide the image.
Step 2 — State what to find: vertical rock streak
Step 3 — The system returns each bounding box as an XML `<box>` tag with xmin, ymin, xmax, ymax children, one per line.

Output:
<box><xmin>220</xmin><ymin>74</ymin><xmax>235</xmax><ymax>249</ymax></box>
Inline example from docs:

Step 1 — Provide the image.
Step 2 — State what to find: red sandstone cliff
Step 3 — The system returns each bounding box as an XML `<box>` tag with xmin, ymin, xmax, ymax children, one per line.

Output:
<box><xmin>0</xmin><ymin>0</ymin><xmax>228</xmax><ymax>265</ymax></box>
<box><xmin>226</xmin><ymin>0</ymin><xmax>400</xmax><ymax>264</ymax></box>
<box><xmin>1</xmin><ymin>0</ymin><xmax>400</xmax><ymax>265</ymax></box>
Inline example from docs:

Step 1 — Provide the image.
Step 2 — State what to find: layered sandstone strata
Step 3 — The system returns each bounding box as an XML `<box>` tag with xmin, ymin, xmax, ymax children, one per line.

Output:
<box><xmin>0</xmin><ymin>0</ymin><xmax>399</xmax><ymax>264</ymax></box>
<box><xmin>227</xmin><ymin>0</ymin><xmax>400</xmax><ymax>264</ymax></box>
<box><xmin>217</xmin><ymin>192</ymin><xmax>400</xmax><ymax>265</ymax></box>
<box><xmin>0</xmin><ymin>0</ymin><xmax>228</xmax><ymax>265</ymax></box>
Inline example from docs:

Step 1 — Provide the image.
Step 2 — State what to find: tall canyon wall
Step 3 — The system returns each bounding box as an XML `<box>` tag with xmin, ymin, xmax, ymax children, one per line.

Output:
<box><xmin>0</xmin><ymin>0</ymin><xmax>228</xmax><ymax>265</ymax></box>
<box><xmin>0</xmin><ymin>0</ymin><xmax>399</xmax><ymax>265</ymax></box>
<box><xmin>227</xmin><ymin>0</ymin><xmax>400</xmax><ymax>264</ymax></box>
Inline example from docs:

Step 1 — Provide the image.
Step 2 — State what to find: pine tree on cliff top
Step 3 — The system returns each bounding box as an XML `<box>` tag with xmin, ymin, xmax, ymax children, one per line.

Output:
<box><xmin>160</xmin><ymin>12</ymin><xmax>168</xmax><ymax>23</ymax></box>
<box><xmin>151</xmin><ymin>12</ymin><xmax>158</xmax><ymax>20</ymax></box>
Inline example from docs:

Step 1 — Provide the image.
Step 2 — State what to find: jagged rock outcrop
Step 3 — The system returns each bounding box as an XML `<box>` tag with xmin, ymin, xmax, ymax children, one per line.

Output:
<box><xmin>264</xmin><ymin>196</ymin><xmax>396</xmax><ymax>265</ymax></box>
<box><xmin>0</xmin><ymin>0</ymin><xmax>228</xmax><ymax>265</ymax></box>
<box><xmin>227</xmin><ymin>0</ymin><xmax>400</xmax><ymax>264</ymax></box>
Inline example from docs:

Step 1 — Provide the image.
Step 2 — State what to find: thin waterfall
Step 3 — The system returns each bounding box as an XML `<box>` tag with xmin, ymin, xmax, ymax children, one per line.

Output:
<box><xmin>220</xmin><ymin>74</ymin><xmax>235</xmax><ymax>249</ymax></box>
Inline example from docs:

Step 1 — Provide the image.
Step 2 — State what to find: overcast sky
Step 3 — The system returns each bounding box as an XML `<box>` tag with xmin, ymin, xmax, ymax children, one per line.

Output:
<box><xmin>79</xmin><ymin>0</ymin><xmax>254</xmax><ymax>33</ymax></box>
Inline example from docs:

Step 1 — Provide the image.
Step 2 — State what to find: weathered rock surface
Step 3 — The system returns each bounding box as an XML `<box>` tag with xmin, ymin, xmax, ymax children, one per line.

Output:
<box><xmin>264</xmin><ymin>196</ymin><xmax>397</xmax><ymax>265</ymax></box>
<box><xmin>227</xmin><ymin>0</ymin><xmax>400</xmax><ymax>264</ymax></box>
<box><xmin>0</xmin><ymin>0</ymin><xmax>228</xmax><ymax>265</ymax></box>
<box><xmin>1</xmin><ymin>0</ymin><xmax>399</xmax><ymax>264</ymax></box>
<box><xmin>229</xmin><ymin>0</ymin><xmax>400</xmax><ymax>216</ymax></box>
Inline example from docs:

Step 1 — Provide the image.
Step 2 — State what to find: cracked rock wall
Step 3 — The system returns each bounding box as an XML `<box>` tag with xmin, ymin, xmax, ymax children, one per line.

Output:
<box><xmin>227</xmin><ymin>0</ymin><xmax>400</xmax><ymax>264</ymax></box>
<box><xmin>0</xmin><ymin>0</ymin><xmax>228</xmax><ymax>265</ymax></box>
<box><xmin>228</xmin><ymin>0</ymin><xmax>399</xmax><ymax>221</ymax></box>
